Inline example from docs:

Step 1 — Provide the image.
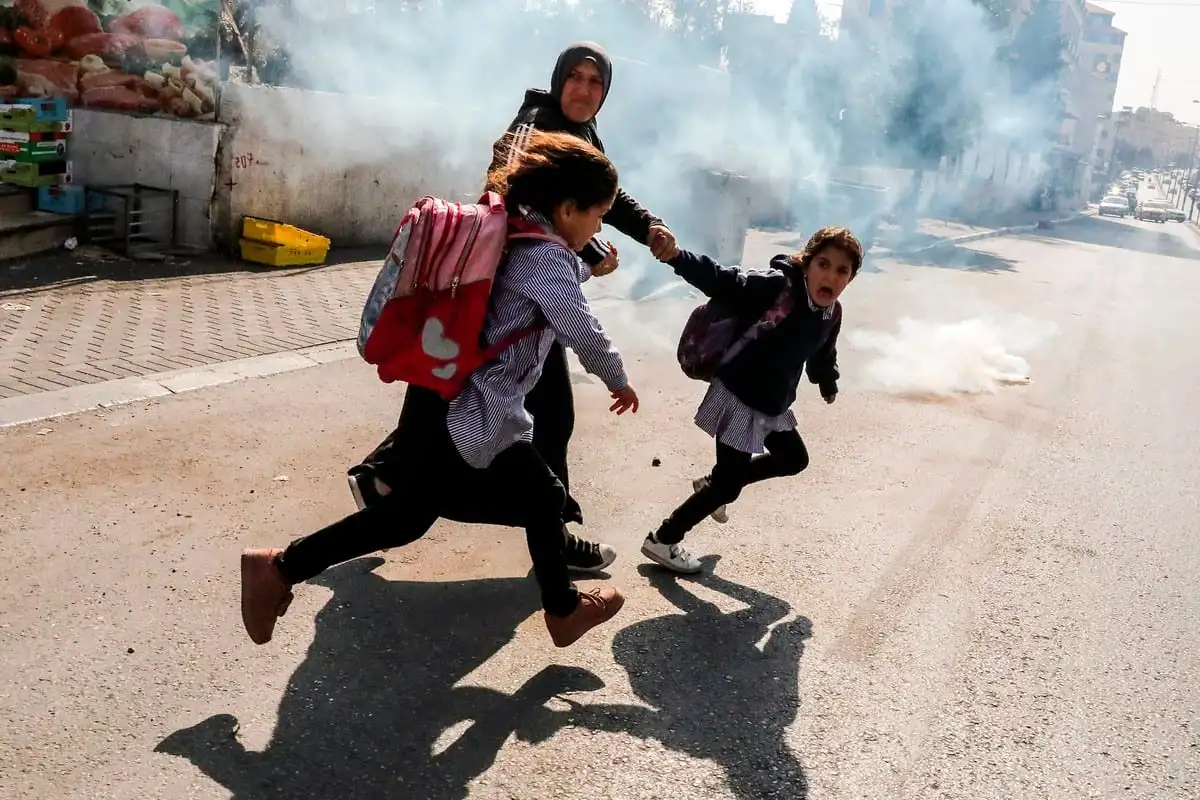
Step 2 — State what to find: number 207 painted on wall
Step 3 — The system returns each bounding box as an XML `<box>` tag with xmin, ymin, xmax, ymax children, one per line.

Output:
<box><xmin>233</xmin><ymin>154</ymin><xmax>254</xmax><ymax>169</ymax></box>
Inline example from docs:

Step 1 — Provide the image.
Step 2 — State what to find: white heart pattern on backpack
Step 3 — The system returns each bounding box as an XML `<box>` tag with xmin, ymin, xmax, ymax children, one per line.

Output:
<box><xmin>431</xmin><ymin>362</ymin><xmax>457</xmax><ymax>380</ymax></box>
<box><xmin>421</xmin><ymin>317</ymin><xmax>460</xmax><ymax>360</ymax></box>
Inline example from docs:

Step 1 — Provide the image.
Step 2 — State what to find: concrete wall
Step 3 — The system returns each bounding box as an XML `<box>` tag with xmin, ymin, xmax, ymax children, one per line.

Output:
<box><xmin>70</xmin><ymin>110</ymin><xmax>220</xmax><ymax>250</ymax></box>
<box><xmin>212</xmin><ymin>83</ymin><xmax>487</xmax><ymax>249</ymax></box>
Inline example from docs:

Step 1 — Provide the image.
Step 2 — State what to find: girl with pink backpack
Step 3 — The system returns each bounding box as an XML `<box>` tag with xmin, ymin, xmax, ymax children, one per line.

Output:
<box><xmin>240</xmin><ymin>131</ymin><xmax>639</xmax><ymax>650</ymax></box>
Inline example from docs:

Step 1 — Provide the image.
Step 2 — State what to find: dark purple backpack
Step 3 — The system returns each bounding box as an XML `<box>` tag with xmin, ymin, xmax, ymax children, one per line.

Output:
<box><xmin>677</xmin><ymin>276</ymin><xmax>794</xmax><ymax>382</ymax></box>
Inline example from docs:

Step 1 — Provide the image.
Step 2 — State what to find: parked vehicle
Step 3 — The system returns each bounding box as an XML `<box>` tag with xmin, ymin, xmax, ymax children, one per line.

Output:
<box><xmin>1136</xmin><ymin>200</ymin><xmax>1170</xmax><ymax>223</ymax></box>
<box><xmin>1166</xmin><ymin>207</ymin><xmax>1186</xmax><ymax>223</ymax></box>
<box><xmin>1098</xmin><ymin>195</ymin><xmax>1129</xmax><ymax>217</ymax></box>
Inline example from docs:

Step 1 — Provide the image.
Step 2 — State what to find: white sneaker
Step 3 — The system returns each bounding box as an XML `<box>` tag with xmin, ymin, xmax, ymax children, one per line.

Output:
<box><xmin>693</xmin><ymin>477</ymin><xmax>729</xmax><ymax>524</ymax></box>
<box><xmin>641</xmin><ymin>534</ymin><xmax>703</xmax><ymax>574</ymax></box>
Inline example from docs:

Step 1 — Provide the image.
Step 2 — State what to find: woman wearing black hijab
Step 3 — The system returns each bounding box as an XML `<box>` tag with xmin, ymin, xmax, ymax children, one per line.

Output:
<box><xmin>349</xmin><ymin>42</ymin><xmax>678</xmax><ymax>573</ymax></box>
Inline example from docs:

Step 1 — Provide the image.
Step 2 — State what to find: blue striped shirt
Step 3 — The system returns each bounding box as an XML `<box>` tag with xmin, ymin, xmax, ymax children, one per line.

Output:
<box><xmin>446</xmin><ymin>239</ymin><xmax>628</xmax><ymax>468</ymax></box>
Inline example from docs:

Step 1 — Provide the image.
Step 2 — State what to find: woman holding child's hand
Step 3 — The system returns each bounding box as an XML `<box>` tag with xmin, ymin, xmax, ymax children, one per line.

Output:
<box><xmin>649</xmin><ymin>225</ymin><xmax>679</xmax><ymax>261</ymax></box>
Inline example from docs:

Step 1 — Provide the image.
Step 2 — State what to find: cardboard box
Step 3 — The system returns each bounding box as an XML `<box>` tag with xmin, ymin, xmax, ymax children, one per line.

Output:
<box><xmin>0</xmin><ymin>159</ymin><xmax>72</xmax><ymax>187</ymax></box>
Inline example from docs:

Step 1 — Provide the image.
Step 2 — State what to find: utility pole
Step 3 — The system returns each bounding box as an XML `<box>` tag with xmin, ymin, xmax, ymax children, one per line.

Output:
<box><xmin>1178</xmin><ymin>126</ymin><xmax>1196</xmax><ymax>211</ymax></box>
<box><xmin>1190</xmin><ymin>101</ymin><xmax>1200</xmax><ymax>222</ymax></box>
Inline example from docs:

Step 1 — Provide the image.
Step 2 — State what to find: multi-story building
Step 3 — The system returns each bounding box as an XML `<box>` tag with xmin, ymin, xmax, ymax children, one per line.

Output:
<box><xmin>1073</xmin><ymin>3</ymin><xmax>1126</xmax><ymax>198</ymax></box>
<box><xmin>1113</xmin><ymin>106</ymin><xmax>1198</xmax><ymax>167</ymax></box>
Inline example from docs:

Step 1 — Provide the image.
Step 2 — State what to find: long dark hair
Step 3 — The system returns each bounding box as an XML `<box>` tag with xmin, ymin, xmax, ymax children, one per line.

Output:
<box><xmin>486</xmin><ymin>129</ymin><xmax>618</xmax><ymax>218</ymax></box>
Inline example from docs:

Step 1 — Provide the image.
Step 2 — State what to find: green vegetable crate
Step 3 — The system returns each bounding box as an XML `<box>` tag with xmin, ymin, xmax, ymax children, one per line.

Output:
<box><xmin>0</xmin><ymin>99</ymin><xmax>72</xmax><ymax>134</ymax></box>
<box><xmin>0</xmin><ymin>98</ymin><xmax>72</xmax><ymax>187</ymax></box>
<box><xmin>0</xmin><ymin>159</ymin><xmax>72</xmax><ymax>188</ymax></box>
<box><xmin>0</xmin><ymin>131</ymin><xmax>68</xmax><ymax>163</ymax></box>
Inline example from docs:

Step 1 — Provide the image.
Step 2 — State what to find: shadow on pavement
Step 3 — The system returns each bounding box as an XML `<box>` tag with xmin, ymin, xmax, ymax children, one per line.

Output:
<box><xmin>886</xmin><ymin>244</ymin><xmax>1019</xmax><ymax>273</ymax></box>
<box><xmin>1014</xmin><ymin>215</ymin><xmax>1200</xmax><ymax>261</ymax></box>
<box><xmin>0</xmin><ymin>245</ymin><xmax>386</xmax><ymax>295</ymax></box>
<box><xmin>563</xmin><ymin>557</ymin><xmax>813</xmax><ymax>799</ymax></box>
<box><xmin>156</xmin><ymin>556</ymin><xmax>814</xmax><ymax>799</ymax></box>
<box><xmin>155</xmin><ymin>557</ymin><xmax>598</xmax><ymax>799</ymax></box>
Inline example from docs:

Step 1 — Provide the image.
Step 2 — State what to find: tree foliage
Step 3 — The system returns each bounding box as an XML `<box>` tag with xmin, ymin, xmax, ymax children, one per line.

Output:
<box><xmin>1004</xmin><ymin>0</ymin><xmax>1069</xmax><ymax>92</ymax></box>
<box><xmin>883</xmin><ymin>1</ymin><xmax>983</xmax><ymax>168</ymax></box>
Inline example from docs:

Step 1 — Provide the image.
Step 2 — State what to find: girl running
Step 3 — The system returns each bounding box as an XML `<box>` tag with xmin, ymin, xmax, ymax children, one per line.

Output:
<box><xmin>241</xmin><ymin>131</ymin><xmax>639</xmax><ymax>649</ymax></box>
<box><xmin>640</xmin><ymin>227</ymin><xmax>863</xmax><ymax>574</ymax></box>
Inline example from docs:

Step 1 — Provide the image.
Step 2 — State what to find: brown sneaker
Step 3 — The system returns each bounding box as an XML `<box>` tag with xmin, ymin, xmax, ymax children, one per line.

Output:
<box><xmin>240</xmin><ymin>548</ymin><xmax>294</xmax><ymax>645</ymax></box>
<box><xmin>544</xmin><ymin>586</ymin><xmax>625</xmax><ymax>648</ymax></box>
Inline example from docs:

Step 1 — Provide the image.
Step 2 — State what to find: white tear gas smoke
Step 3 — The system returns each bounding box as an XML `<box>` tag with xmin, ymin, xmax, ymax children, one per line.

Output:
<box><xmin>848</xmin><ymin>316</ymin><xmax>1058</xmax><ymax>397</ymax></box>
<box><xmin>250</xmin><ymin>0</ymin><xmax>1059</xmax><ymax>273</ymax></box>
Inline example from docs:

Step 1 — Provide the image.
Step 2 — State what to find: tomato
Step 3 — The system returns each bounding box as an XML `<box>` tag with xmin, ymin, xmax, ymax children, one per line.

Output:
<box><xmin>14</xmin><ymin>26</ymin><xmax>57</xmax><ymax>58</ymax></box>
<box><xmin>48</xmin><ymin>6</ymin><xmax>102</xmax><ymax>41</ymax></box>
<box><xmin>45</xmin><ymin>26</ymin><xmax>64</xmax><ymax>51</ymax></box>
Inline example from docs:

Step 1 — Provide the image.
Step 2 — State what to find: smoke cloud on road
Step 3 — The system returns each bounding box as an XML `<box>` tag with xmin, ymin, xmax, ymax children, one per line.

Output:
<box><xmin>849</xmin><ymin>315</ymin><xmax>1058</xmax><ymax>397</ymax></box>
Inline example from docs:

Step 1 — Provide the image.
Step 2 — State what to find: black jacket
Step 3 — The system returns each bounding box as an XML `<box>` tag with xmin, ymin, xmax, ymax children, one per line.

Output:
<box><xmin>488</xmin><ymin>89</ymin><xmax>664</xmax><ymax>266</ymax></box>
<box><xmin>668</xmin><ymin>250</ymin><xmax>842</xmax><ymax>417</ymax></box>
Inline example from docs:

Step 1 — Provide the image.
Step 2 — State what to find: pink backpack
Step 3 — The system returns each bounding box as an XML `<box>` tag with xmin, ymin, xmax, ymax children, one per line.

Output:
<box><xmin>358</xmin><ymin>192</ymin><xmax>566</xmax><ymax>398</ymax></box>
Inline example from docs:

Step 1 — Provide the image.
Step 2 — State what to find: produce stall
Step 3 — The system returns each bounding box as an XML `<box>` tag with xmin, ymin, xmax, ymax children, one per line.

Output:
<box><xmin>0</xmin><ymin>0</ymin><xmax>218</xmax><ymax>119</ymax></box>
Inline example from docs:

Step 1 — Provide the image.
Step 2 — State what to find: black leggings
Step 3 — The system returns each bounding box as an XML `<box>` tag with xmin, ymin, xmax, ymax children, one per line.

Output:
<box><xmin>654</xmin><ymin>428</ymin><xmax>810</xmax><ymax>545</ymax></box>
<box><xmin>356</xmin><ymin>341</ymin><xmax>582</xmax><ymax>523</ymax></box>
<box><xmin>280</xmin><ymin>390</ymin><xmax>579</xmax><ymax>617</ymax></box>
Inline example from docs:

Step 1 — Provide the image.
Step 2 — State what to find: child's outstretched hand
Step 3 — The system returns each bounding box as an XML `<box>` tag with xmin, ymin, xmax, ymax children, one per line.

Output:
<box><xmin>610</xmin><ymin>385</ymin><xmax>640</xmax><ymax>415</ymax></box>
<box><xmin>822</xmin><ymin>394</ymin><xmax>836</xmax><ymax>404</ymax></box>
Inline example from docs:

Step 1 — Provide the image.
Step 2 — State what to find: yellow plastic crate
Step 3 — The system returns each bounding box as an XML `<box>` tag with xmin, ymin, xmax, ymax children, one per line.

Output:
<box><xmin>241</xmin><ymin>216</ymin><xmax>330</xmax><ymax>249</ymax></box>
<box><xmin>239</xmin><ymin>237</ymin><xmax>330</xmax><ymax>267</ymax></box>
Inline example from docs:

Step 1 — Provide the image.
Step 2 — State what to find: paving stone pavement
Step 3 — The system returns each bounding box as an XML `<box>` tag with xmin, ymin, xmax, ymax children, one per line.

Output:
<box><xmin>0</xmin><ymin>261</ymin><xmax>378</xmax><ymax>399</ymax></box>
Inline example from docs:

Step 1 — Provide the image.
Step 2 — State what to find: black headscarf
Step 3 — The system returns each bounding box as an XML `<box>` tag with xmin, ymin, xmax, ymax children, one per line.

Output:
<box><xmin>549</xmin><ymin>41</ymin><xmax>612</xmax><ymax>116</ymax></box>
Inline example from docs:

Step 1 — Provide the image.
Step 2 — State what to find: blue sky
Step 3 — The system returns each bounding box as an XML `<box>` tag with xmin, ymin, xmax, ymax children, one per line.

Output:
<box><xmin>752</xmin><ymin>0</ymin><xmax>1200</xmax><ymax>125</ymax></box>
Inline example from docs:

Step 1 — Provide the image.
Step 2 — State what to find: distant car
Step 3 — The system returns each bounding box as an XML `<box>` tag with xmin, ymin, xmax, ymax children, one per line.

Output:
<box><xmin>1098</xmin><ymin>196</ymin><xmax>1128</xmax><ymax>217</ymax></box>
<box><xmin>1166</xmin><ymin>208</ymin><xmax>1185</xmax><ymax>222</ymax></box>
<box><xmin>1136</xmin><ymin>201</ymin><xmax>1170</xmax><ymax>223</ymax></box>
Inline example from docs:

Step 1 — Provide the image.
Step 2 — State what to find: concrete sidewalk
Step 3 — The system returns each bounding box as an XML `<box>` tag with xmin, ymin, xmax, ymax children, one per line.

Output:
<box><xmin>0</xmin><ymin>251</ymin><xmax>377</xmax><ymax>402</ymax></box>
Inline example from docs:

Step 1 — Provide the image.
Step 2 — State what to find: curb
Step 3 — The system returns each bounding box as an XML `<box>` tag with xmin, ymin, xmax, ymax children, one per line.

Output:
<box><xmin>0</xmin><ymin>340</ymin><xmax>359</xmax><ymax>430</ymax></box>
<box><xmin>876</xmin><ymin>210</ymin><xmax>1091</xmax><ymax>257</ymax></box>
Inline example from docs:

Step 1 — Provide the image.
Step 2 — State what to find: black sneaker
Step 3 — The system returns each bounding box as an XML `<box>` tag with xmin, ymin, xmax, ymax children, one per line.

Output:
<box><xmin>562</xmin><ymin>493</ymin><xmax>584</xmax><ymax>525</ymax></box>
<box><xmin>348</xmin><ymin>469</ymin><xmax>389</xmax><ymax>511</ymax></box>
<box><xmin>564</xmin><ymin>532</ymin><xmax>616</xmax><ymax>575</ymax></box>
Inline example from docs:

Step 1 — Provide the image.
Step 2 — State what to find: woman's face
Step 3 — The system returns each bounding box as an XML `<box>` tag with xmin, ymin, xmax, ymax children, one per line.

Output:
<box><xmin>559</xmin><ymin>59</ymin><xmax>605</xmax><ymax>124</ymax></box>
<box><xmin>553</xmin><ymin>194</ymin><xmax>614</xmax><ymax>251</ymax></box>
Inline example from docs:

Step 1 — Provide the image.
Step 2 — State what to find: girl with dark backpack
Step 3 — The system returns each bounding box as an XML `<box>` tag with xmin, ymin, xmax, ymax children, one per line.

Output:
<box><xmin>241</xmin><ymin>131</ymin><xmax>639</xmax><ymax>649</ymax></box>
<box><xmin>640</xmin><ymin>227</ymin><xmax>863</xmax><ymax>574</ymax></box>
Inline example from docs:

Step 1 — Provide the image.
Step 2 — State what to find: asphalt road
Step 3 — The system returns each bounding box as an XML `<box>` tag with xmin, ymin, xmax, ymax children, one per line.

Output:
<box><xmin>2</xmin><ymin>213</ymin><xmax>1198</xmax><ymax>799</ymax></box>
